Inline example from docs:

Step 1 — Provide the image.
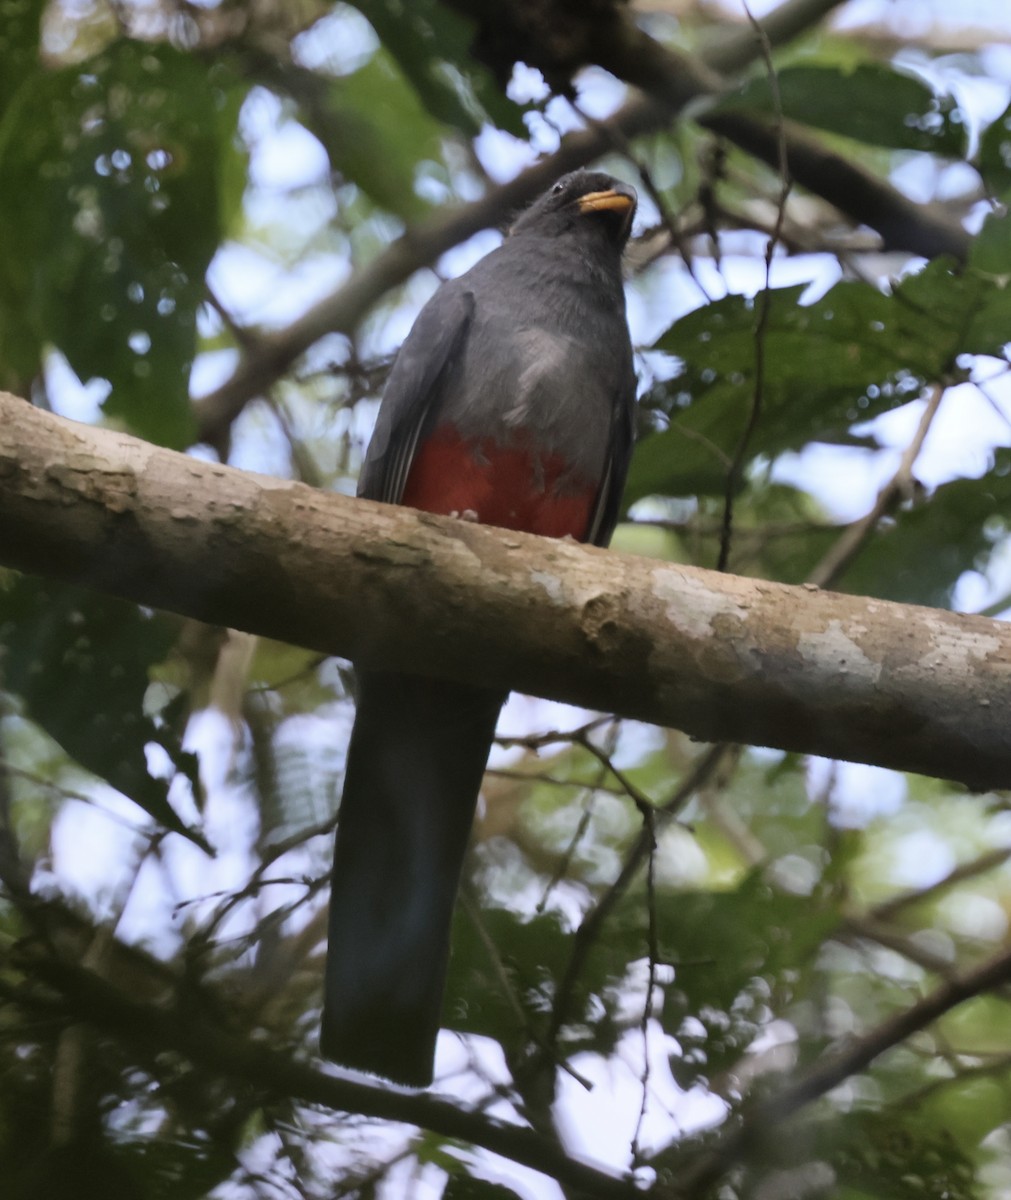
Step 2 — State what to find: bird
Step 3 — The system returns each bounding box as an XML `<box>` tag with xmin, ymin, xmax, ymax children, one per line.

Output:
<box><xmin>321</xmin><ymin>169</ymin><xmax>638</xmax><ymax>1087</ymax></box>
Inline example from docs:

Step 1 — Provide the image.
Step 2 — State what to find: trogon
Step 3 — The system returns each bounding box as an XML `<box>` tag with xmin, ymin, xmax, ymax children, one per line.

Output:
<box><xmin>322</xmin><ymin>170</ymin><xmax>638</xmax><ymax>1086</ymax></box>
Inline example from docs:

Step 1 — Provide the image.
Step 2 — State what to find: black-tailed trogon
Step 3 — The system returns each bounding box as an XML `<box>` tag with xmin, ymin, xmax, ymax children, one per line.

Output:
<box><xmin>322</xmin><ymin>170</ymin><xmax>638</xmax><ymax>1086</ymax></box>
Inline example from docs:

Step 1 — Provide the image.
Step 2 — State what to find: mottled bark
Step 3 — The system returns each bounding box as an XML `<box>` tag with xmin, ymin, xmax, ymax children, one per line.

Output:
<box><xmin>2</xmin><ymin>392</ymin><xmax>1009</xmax><ymax>788</ymax></box>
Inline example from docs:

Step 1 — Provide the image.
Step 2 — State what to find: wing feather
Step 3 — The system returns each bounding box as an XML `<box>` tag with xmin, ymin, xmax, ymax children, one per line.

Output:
<box><xmin>585</xmin><ymin>377</ymin><xmax>636</xmax><ymax>547</ymax></box>
<box><xmin>359</xmin><ymin>286</ymin><xmax>475</xmax><ymax>504</ymax></box>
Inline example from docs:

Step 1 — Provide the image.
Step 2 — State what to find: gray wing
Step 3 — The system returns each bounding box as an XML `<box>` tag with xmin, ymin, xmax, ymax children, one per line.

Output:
<box><xmin>358</xmin><ymin>285</ymin><xmax>475</xmax><ymax>504</ymax></box>
<box><xmin>585</xmin><ymin>369</ymin><xmax>636</xmax><ymax>548</ymax></box>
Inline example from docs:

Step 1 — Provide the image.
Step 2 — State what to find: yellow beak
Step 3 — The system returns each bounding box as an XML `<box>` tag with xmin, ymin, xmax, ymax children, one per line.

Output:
<box><xmin>577</xmin><ymin>188</ymin><xmax>636</xmax><ymax>215</ymax></box>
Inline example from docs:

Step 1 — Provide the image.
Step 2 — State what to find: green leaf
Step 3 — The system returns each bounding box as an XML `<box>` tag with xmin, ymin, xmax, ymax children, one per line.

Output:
<box><xmin>629</xmin><ymin>281</ymin><xmax>924</xmax><ymax>502</ymax></box>
<box><xmin>445</xmin><ymin>906</ymin><xmax>573</xmax><ymax>1050</ymax></box>
<box><xmin>698</xmin><ymin>455</ymin><xmax>1011</xmax><ymax>609</ymax></box>
<box><xmin>308</xmin><ymin>49</ymin><xmax>445</xmax><ymax>219</ymax></box>
<box><xmin>628</xmin><ymin>260</ymin><xmax>1011</xmax><ymax>506</ymax></box>
<box><xmin>939</xmin><ymin>994</ymin><xmax>1011</xmax><ymax>1058</ymax></box>
<box><xmin>714</xmin><ymin>63</ymin><xmax>967</xmax><ymax>157</ymax></box>
<box><xmin>670</xmin><ymin>481</ymin><xmax>841</xmax><ymax>580</ymax></box>
<box><xmin>706</xmin><ymin>751</ymin><xmax>825</xmax><ymax>862</ymax></box>
<box><xmin>0</xmin><ymin>575</ymin><xmax>208</xmax><ymax>850</ymax></box>
<box><xmin>350</xmin><ymin>0</ymin><xmax>528</xmax><ymax>137</ymax></box>
<box><xmin>839</xmin><ymin>452</ymin><xmax>1011</xmax><ymax>606</ymax></box>
<box><xmin>917</xmin><ymin>1073</ymin><xmax>1011</xmax><ymax>1157</ymax></box>
<box><xmin>826</xmin><ymin>1110</ymin><xmax>979</xmax><ymax>1200</ymax></box>
<box><xmin>899</xmin><ymin>256</ymin><xmax>1011</xmax><ymax>359</ymax></box>
<box><xmin>968</xmin><ymin>205</ymin><xmax>1011</xmax><ymax>281</ymax></box>
<box><xmin>978</xmin><ymin>99</ymin><xmax>1011</xmax><ymax>196</ymax></box>
<box><xmin>0</xmin><ymin>0</ymin><xmax>47</xmax><ymax>118</ymax></box>
<box><xmin>650</xmin><ymin>870</ymin><xmax>838</xmax><ymax>1087</ymax></box>
<box><xmin>0</xmin><ymin>42</ymin><xmax>246</xmax><ymax>447</ymax></box>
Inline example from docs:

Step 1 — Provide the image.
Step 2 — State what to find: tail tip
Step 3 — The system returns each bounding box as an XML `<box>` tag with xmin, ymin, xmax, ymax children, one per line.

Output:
<box><xmin>320</xmin><ymin>1009</ymin><xmax>437</xmax><ymax>1089</ymax></box>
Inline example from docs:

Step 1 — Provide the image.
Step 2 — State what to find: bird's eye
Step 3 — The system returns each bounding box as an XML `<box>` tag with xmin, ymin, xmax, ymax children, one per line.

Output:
<box><xmin>551</xmin><ymin>181</ymin><xmax>565</xmax><ymax>196</ymax></box>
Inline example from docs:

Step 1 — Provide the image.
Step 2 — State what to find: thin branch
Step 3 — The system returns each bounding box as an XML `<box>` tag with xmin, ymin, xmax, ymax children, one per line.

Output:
<box><xmin>842</xmin><ymin>914</ymin><xmax>959</xmax><ymax>978</ymax></box>
<box><xmin>676</xmin><ymin>937</ymin><xmax>1011</xmax><ymax>1193</ymax></box>
<box><xmin>569</xmin><ymin>97</ymin><xmax>714</xmax><ymax>303</ymax></box>
<box><xmin>573</xmin><ymin>729</ymin><xmax>658</xmax><ymax>818</ymax></box>
<box><xmin>545</xmin><ymin>745</ymin><xmax>729</xmax><ymax>1051</ymax></box>
<box><xmin>870</xmin><ymin>844</ymin><xmax>1011</xmax><ymax>924</ymax></box>
<box><xmin>21</xmin><ymin>956</ymin><xmax>646</xmax><ymax>1200</ymax></box>
<box><xmin>458</xmin><ymin>888</ymin><xmax>595</xmax><ymax>1092</ymax></box>
<box><xmin>631</xmin><ymin>805</ymin><xmax>659</xmax><ymax>1169</ymax></box>
<box><xmin>536</xmin><ymin>720</ymin><xmax>620</xmax><ymax>913</ymax></box>
<box><xmin>703</xmin><ymin>0</ymin><xmax>850</xmax><ymax>74</ymax></box>
<box><xmin>807</xmin><ymin>381</ymin><xmax>947</xmax><ymax>589</ymax></box>
<box><xmin>496</xmin><ymin>717</ymin><xmax>614</xmax><ymax>753</ymax></box>
<box><xmin>594</xmin><ymin>17</ymin><xmax>968</xmax><ymax>260</ymax></box>
<box><xmin>717</xmin><ymin>0</ymin><xmax>792</xmax><ymax>573</ymax></box>
<box><xmin>488</xmin><ymin>766</ymin><xmax>626</xmax><ymax>798</ymax></box>
<box><xmin>197</xmin><ymin>0</ymin><xmax>966</xmax><ymax>437</ymax></box>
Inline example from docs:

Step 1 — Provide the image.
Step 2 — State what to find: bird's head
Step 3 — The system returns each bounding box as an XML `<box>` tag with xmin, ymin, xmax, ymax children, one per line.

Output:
<box><xmin>509</xmin><ymin>170</ymin><xmax>637</xmax><ymax>250</ymax></box>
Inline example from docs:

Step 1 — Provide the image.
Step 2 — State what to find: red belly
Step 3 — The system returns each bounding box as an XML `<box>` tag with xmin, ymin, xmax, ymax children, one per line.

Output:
<box><xmin>401</xmin><ymin>425</ymin><xmax>596</xmax><ymax>541</ymax></box>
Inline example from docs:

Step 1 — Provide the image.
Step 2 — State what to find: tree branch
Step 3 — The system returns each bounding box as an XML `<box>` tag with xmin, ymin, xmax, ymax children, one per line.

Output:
<box><xmin>807</xmin><ymin>383</ymin><xmax>948</xmax><ymax>589</ymax></box>
<box><xmin>18</xmin><ymin>874</ymin><xmax>1011</xmax><ymax>1199</ymax></box>
<box><xmin>703</xmin><ymin>0</ymin><xmax>850</xmax><ymax>75</ymax></box>
<box><xmin>197</xmin><ymin>0</ymin><xmax>964</xmax><ymax>438</ymax></box>
<box><xmin>2</xmin><ymin>392</ymin><xmax>1011</xmax><ymax>789</ymax></box>
<box><xmin>19</xmin><ymin>956</ymin><xmax>643</xmax><ymax>1200</ymax></box>
<box><xmin>677</xmin><ymin>938</ymin><xmax>1011</xmax><ymax>1194</ymax></box>
<box><xmin>445</xmin><ymin>0</ymin><xmax>969</xmax><ymax>262</ymax></box>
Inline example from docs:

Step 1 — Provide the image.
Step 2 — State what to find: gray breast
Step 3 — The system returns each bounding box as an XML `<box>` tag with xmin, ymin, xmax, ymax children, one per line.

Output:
<box><xmin>441</xmin><ymin>307</ymin><xmax>626</xmax><ymax>481</ymax></box>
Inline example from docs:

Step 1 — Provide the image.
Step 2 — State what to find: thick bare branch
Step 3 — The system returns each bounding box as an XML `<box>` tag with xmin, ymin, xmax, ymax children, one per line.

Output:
<box><xmin>2</xmin><ymin>393</ymin><xmax>1010</xmax><ymax>789</ymax></box>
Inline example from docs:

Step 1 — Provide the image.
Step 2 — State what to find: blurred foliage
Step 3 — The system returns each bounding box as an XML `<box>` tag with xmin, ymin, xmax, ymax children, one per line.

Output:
<box><xmin>0</xmin><ymin>574</ymin><xmax>204</xmax><ymax>847</ymax></box>
<box><xmin>0</xmin><ymin>41</ymin><xmax>245</xmax><ymax>443</ymax></box>
<box><xmin>714</xmin><ymin>62</ymin><xmax>968</xmax><ymax>156</ymax></box>
<box><xmin>1</xmin><ymin>2</ymin><xmax>1011</xmax><ymax>1199</ymax></box>
<box><xmin>629</xmin><ymin>259</ymin><xmax>1011</xmax><ymax>507</ymax></box>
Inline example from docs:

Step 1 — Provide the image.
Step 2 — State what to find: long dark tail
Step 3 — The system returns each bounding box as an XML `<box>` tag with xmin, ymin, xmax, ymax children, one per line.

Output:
<box><xmin>321</xmin><ymin>669</ymin><xmax>504</xmax><ymax>1086</ymax></box>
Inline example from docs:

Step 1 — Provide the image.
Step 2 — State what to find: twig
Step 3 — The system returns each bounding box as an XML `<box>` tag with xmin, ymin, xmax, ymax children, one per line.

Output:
<box><xmin>569</xmin><ymin>98</ymin><xmax>714</xmax><ymax>303</ymax></box>
<box><xmin>20</xmin><ymin>956</ymin><xmax>646</xmax><ymax>1200</ymax></box>
<box><xmin>458</xmin><ymin>889</ymin><xmax>595</xmax><ymax>1091</ymax></box>
<box><xmin>870</xmin><ymin>843</ymin><xmax>1011</xmax><ymax>923</ymax></box>
<box><xmin>545</xmin><ymin>744</ymin><xmax>729</xmax><ymax>1051</ymax></box>
<box><xmin>807</xmin><ymin>381</ymin><xmax>947</xmax><ymax>588</ymax></box>
<box><xmin>631</xmin><ymin>806</ymin><xmax>659</xmax><ymax>1168</ymax></box>
<box><xmin>842</xmin><ymin>914</ymin><xmax>958</xmax><ymax>978</ymax></box>
<box><xmin>573</xmin><ymin>729</ymin><xmax>657</xmax><ymax>818</ymax></box>
<box><xmin>676</xmin><ymin>937</ymin><xmax>1011</xmax><ymax>1193</ymax></box>
<box><xmin>196</xmin><ymin>0</ymin><xmax>966</xmax><ymax>438</ymax></box>
<box><xmin>536</xmin><ymin>719</ymin><xmax>621</xmax><ymax>913</ymax></box>
<box><xmin>495</xmin><ymin>717</ymin><xmax>612</xmax><ymax>752</ymax></box>
<box><xmin>487</xmin><ymin>766</ymin><xmax>625</xmax><ymax>798</ymax></box>
<box><xmin>717</xmin><ymin>1</ymin><xmax>791</xmax><ymax>573</ymax></box>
